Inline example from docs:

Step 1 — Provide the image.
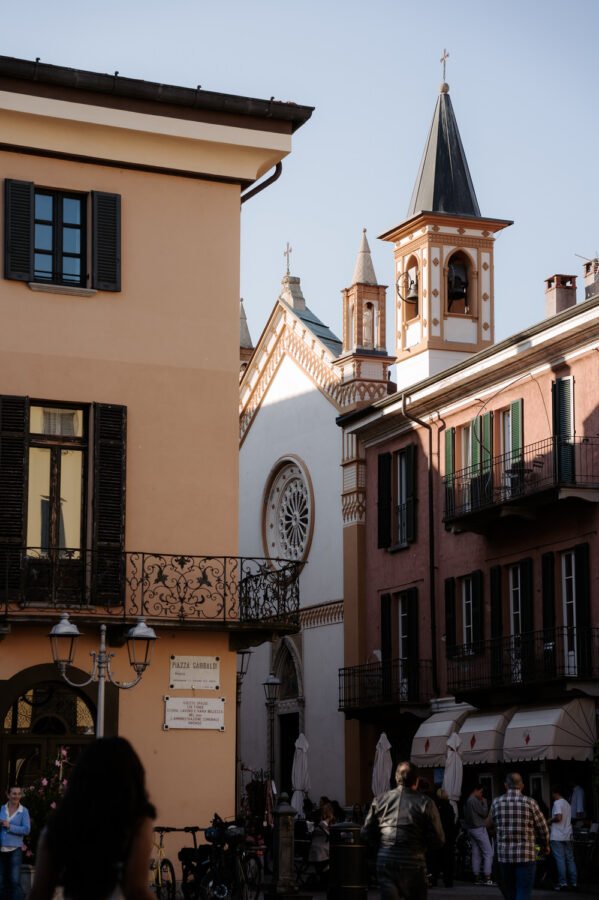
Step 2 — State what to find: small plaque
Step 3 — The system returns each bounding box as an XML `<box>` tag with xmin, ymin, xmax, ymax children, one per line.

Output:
<box><xmin>169</xmin><ymin>655</ymin><xmax>220</xmax><ymax>690</ymax></box>
<box><xmin>163</xmin><ymin>696</ymin><xmax>225</xmax><ymax>730</ymax></box>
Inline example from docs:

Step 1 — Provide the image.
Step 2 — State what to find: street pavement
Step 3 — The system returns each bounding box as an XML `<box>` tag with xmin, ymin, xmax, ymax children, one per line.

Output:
<box><xmin>307</xmin><ymin>884</ymin><xmax>597</xmax><ymax>899</ymax></box>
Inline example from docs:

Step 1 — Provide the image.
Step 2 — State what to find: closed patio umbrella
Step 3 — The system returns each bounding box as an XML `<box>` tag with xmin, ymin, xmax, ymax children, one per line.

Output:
<box><xmin>290</xmin><ymin>732</ymin><xmax>311</xmax><ymax>815</ymax></box>
<box><xmin>442</xmin><ymin>731</ymin><xmax>463</xmax><ymax>819</ymax></box>
<box><xmin>371</xmin><ymin>732</ymin><xmax>392</xmax><ymax>796</ymax></box>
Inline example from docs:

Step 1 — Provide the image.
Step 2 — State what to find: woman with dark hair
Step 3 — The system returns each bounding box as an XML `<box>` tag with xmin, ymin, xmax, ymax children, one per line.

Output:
<box><xmin>29</xmin><ymin>737</ymin><xmax>156</xmax><ymax>900</ymax></box>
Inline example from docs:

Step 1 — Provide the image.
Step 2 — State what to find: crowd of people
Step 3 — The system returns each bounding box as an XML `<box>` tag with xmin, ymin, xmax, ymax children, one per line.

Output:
<box><xmin>361</xmin><ymin>762</ymin><xmax>585</xmax><ymax>900</ymax></box>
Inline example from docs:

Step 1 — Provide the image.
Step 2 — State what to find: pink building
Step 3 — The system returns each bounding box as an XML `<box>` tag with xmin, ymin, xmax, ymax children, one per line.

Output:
<box><xmin>338</xmin><ymin>82</ymin><xmax>599</xmax><ymax>814</ymax></box>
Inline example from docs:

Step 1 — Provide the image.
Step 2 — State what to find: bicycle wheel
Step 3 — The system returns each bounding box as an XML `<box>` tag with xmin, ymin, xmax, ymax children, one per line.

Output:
<box><xmin>156</xmin><ymin>857</ymin><xmax>177</xmax><ymax>900</ymax></box>
<box><xmin>242</xmin><ymin>853</ymin><xmax>261</xmax><ymax>900</ymax></box>
<box><xmin>200</xmin><ymin>871</ymin><xmax>233</xmax><ymax>900</ymax></box>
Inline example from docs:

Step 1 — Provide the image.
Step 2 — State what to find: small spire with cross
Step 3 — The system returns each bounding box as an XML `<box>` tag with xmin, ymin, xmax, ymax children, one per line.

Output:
<box><xmin>283</xmin><ymin>242</ymin><xmax>292</xmax><ymax>275</ymax></box>
<box><xmin>440</xmin><ymin>48</ymin><xmax>449</xmax><ymax>82</ymax></box>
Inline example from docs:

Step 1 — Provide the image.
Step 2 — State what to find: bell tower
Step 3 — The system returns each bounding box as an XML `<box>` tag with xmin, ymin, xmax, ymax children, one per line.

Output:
<box><xmin>334</xmin><ymin>229</ymin><xmax>395</xmax><ymax>411</ymax></box>
<box><xmin>380</xmin><ymin>80</ymin><xmax>512</xmax><ymax>390</ymax></box>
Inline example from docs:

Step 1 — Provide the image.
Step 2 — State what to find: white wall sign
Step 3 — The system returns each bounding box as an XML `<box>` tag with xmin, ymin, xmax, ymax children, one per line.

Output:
<box><xmin>169</xmin><ymin>655</ymin><xmax>220</xmax><ymax>690</ymax></box>
<box><xmin>163</xmin><ymin>696</ymin><xmax>225</xmax><ymax>731</ymax></box>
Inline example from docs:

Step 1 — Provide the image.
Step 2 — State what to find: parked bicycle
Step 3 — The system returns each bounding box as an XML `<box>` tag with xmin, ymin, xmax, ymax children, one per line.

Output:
<box><xmin>197</xmin><ymin>813</ymin><xmax>262</xmax><ymax>900</ymax></box>
<box><xmin>151</xmin><ymin>825</ymin><xmax>177</xmax><ymax>900</ymax></box>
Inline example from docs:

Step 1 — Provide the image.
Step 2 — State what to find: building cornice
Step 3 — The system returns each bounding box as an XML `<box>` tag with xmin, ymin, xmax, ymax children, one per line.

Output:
<box><xmin>299</xmin><ymin>600</ymin><xmax>343</xmax><ymax>630</ymax></box>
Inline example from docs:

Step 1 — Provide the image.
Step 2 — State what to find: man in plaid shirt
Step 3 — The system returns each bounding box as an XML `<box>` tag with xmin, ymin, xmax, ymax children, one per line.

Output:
<box><xmin>491</xmin><ymin>772</ymin><xmax>550</xmax><ymax>900</ymax></box>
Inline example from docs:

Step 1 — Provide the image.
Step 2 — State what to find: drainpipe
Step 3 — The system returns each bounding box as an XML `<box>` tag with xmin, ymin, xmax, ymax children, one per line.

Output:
<box><xmin>401</xmin><ymin>394</ymin><xmax>439</xmax><ymax>696</ymax></box>
<box><xmin>240</xmin><ymin>162</ymin><xmax>283</xmax><ymax>205</ymax></box>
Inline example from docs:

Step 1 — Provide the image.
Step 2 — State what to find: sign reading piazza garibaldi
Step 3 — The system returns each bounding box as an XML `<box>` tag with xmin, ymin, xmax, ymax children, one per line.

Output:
<box><xmin>169</xmin><ymin>655</ymin><xmax>221</xmax><ymax>690</ymax></box>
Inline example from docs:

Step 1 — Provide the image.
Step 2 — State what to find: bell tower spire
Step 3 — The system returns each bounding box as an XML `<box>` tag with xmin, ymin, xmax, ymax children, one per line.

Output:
<box><xmin>380</xmin><ymin>79</ymin><xmax>512</xmax><ymax>390</ymax></box>
<box><xmin>334</xmin><ymin>229</ymin><xmax>395</xmax><ymax>411</ymax></box>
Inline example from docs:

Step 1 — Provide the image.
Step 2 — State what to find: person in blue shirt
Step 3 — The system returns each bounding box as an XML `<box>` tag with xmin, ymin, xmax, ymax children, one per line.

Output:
<box><xmin>0</xmin><ymin>786</ymin><xmax>31</xmax><ymax>900</ymax></box>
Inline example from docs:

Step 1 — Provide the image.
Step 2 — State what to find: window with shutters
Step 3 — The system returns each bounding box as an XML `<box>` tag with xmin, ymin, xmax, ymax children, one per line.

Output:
<box><xmin>559</xmin><ymin>545</ymin><xmax>591</xmax><ymax>676</ymax></box>
<box><xmin>381</xmin><ymin>588</ymin><xmax>419</xmax><ymax>702</ymax></box>
<box><xmin>452</xmin><ymin>570</ymin><xmax>484</xmax><ymax>654</ymax></box>
<box><xmin>4</xmin><ymin>180</ymin><xmax>121</xmax><ymax>292</ymax></box>
<box><xmin>377</xmin><ymin>446</ymin><xmax>417</xmax><ymax>550</ymax></box>
<box><xmin>0</xmin><ymin>395</ymin><xmax>126</xmax><ymax>606</ymax></box>
<box><xmin>553</xmin><ymin>376</ymin><xmax>574</xmax><ymax>483</ymax></box>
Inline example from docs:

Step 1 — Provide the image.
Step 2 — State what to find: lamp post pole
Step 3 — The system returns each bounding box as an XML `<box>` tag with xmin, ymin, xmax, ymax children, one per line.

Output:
<box><xmin>235</xmin><ymin>649</ymin><xmax>252</xmax><ymax>814</ymax></box>
<box><xmin>49</xmin><ymin>614</ymin><xmax>157</xmax><ymax>738</ymax></box>
<box><xmin>262</xmin><ymin>673</ymin><xmax>281</xmax><ymax>783</ymax></box>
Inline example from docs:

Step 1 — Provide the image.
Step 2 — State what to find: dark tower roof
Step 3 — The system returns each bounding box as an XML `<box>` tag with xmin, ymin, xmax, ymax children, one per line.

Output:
<box><xmin>407</xmin><ymin>83</ymin><xmax>480</xmax><ymax>218</ymax></box>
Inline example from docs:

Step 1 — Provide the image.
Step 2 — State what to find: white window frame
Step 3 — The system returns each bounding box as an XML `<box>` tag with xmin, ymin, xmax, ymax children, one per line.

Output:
<box><xmin>462</xmin><ymin>576</ymin><xmax>473</xmax><ymax>647</ymax></box>
<box><xmin>561</xmin><ymin>550</ymin><xmax>578</xmax><ymax>675</ymax></box>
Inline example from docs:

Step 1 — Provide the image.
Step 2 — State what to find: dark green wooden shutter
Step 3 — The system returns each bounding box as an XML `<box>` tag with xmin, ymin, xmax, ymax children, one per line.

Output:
<box><xmin>553</xmin><ymin>378</ymin><xmax>574</xmax><ymax>483</ymax></box>
<box><xmin>481</xmin><ymin>412</ymin><xmax>493</xmax><ymax>471</ymax></box>
<box><xmin>406</xmin><ymin>587</ymin><xmax>419</xmax><ymax>700</ymax></box>
<box><xmin>377</xmin><ymin>453</ymin><xmax>392</xmax><ymax>549</ymax></box>
<box><xmin>510</xmin><ymin>399</ymin><xmax>523</xmax><ymax>459</ymax></box>
<box><xmin>405</xmin><ymin>444</ymin><xmax>416</xmax><ymax>543</ymax></box>
<box><xmin>574</xmin><ymin>543</ymin><xmax>591</xmax><ymax>675</ymax></box>
<box><xmin>471</xmin><ymin>417</ymin><xmax>481</xmax><ymax>470</ymax></box>
<box><xmin>4</xmin><ymin>180</ymin><xmax>34</xmax><ymax>282</ymax></box>
<box><xmin>541</xmin><ymin>552</ymin><xmax>556</xmax><ymax>677</ymax></box>
<box><xmin>92</xmin><ymin>192</ymin><xmax>121</xmax><ymax>291</ymax></box>
<box><xmin>0</xmin><ymin>396</ymin><xmax>29</xmax><ymax>597</ymax></box>
<box><xmin>92</xmin><ymin>403</ymin><xmax>126</xmax><ymax>604</ymax></box>
<box><xmin>444</xmin><ymin>427</ymin><xmax>455</xmax><ymax>517</ymax></box>
<box><xmin>490</xmin><ymin>565</ymin><xmax>503</xmax><ymax>681</ymax></box>
<box><xmin>381</xmin><ymin>592</ymin><xmax>392</xmax><ymax>701</ymax></box>
<box><xmin>445</xmin><ymin>577</ymin><xmax>456</xmax><ymax>658</ymax></box>
<box><xmin>472</xmin><ymin>569</ymin><xmax>484</xmax><ymax>646</ymax></box>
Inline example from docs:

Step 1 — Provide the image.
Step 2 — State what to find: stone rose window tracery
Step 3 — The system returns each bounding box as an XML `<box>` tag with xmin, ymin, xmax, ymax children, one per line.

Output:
<box><xmin>263</xmin><ymin>459</ymin><xmax>314</xmax><ymax>564</ymax></box>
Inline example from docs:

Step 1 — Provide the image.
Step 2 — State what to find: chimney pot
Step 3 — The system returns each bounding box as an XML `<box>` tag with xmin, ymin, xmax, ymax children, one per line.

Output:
<box><xmin>545</xmin><ymin>273</ymin><xmax>576</xmax><ymax>317</ymax></box>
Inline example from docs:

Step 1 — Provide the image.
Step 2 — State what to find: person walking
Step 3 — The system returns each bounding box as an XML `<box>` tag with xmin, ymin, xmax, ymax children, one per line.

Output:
<box><xmin>0</xmin><ymin>786</ymin><xmax>30</xmax><ymax>900</ymax></box>
<box><xmin>29</xmin><ymin>737</ymin><xmax>156</xmax><ymax>900</ymax></box>
<box><xmin>464</xmin><ymin>782</ymin><xmax>494</xmax><ymax>886</ymax></box>
<box><xmin>549</xmin><ymin>785</ymin><xmax>577</xmax><ymax>892</ymax></box>
<box><xmin>491</xmin><ymin>772</ymin><xmax>550</xmax><ymax>900</ymax></box>
<box><xmin>361</xmin><ymin>760</ymin><xmax>445</xmax><ymax>899</ymax></box>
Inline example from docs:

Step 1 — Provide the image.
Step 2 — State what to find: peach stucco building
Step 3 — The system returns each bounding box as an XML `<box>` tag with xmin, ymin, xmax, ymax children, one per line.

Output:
<box><xmin>339</xmin><ymin>82</ymin><xmax>599</xmax><ymax>812</ymax></box>
<box><xmin>0</xmin><ymin>55</ymin><xmax>311</xmax><ymax>842</ymax></box>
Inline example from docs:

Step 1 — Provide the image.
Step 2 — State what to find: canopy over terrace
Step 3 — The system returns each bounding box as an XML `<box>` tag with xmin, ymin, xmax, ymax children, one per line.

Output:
<box><xmin>411</xmin><ymin>707</ymin><xmax>470</xmax><ymax>767</ymax></box>
<box><xmin>503</xmin><ymin>698</ymin><xmax>597</xmax><ymax>762</ymax></box>
<box><xmin>458</xmin><ymin>708</ymin><xmax>517</xmax><ymax>765</ymax></box>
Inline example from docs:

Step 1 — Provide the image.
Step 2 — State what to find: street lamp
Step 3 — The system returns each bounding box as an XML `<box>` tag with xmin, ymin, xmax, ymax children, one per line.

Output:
<box><xmin>48</xmin><ymin>614</ymin><xmax>157</xmax><ymax>738</ymax></box>
<box><xmin>262</xmin><ymin>672</ymin><xmax>281</xmax><ymax>782</ymax></box>
<box><xmin>235</xmin><ymin>649</ymin><xmax>252</xmax><ymax>813</ymax></box>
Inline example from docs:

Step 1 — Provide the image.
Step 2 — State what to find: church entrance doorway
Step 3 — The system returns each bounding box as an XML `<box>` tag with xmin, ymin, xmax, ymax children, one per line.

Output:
<box><xmin>278</xmin><ymin>711</ymin><xmax>299</xmax><ymax>796</ymax></box>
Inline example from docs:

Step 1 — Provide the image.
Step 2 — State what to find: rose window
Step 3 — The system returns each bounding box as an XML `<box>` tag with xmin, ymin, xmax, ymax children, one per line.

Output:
<box><xmin>264</xmin><ymin>461</ymin><xmax>313</xmax><ymax>563</ymax></box>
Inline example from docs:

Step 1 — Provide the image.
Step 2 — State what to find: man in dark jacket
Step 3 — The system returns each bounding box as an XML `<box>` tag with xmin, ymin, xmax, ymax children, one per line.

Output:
<box><xmin>361</xmin><ymin>761</ymin><xmax>445</xmax><ymax>899</ymax></box>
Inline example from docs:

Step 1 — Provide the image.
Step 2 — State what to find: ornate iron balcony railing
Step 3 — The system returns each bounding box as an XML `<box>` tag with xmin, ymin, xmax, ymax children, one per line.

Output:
<box><xmin>0</xmin><ymin>547</ymin><xmax>300</xmax><ymax>628</ymax></box>
<box><xmin>338</xmin><ymin>658</ymin><xmax>433</xmax><ymax>712</ymax></box>
<box><xmin>447</xmin><ymin>626</ymin><xmax>599</xmax><ymax>695</ymax></box>
<box><xmin>444</xmin><ymin>435</ymin><xmax>599</xmax><ymax>521</ymax></box>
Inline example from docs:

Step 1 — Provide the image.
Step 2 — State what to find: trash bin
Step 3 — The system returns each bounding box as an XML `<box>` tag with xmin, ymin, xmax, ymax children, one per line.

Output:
<box><xmin>327</xmin><ymin>821</ymin><xmax>368</xmax><ymax>900</ymax></box>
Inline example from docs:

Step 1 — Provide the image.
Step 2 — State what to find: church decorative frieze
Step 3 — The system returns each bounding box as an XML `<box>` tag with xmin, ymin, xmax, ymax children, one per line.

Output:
<box><xmin>299</xmin><ymin>600</ymin><xmax>344</xmax><ymax>630</ymax></box>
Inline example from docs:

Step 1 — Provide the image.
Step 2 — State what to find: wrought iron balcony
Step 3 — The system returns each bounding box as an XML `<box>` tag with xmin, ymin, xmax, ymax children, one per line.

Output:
<box><xmin>444</xmin><ymin>436</ymin><xmax>599</xmax><ymax>523</ymax></box>
<box><xmin>447</xmin><ymin>627</ymin><xmax>599</xmax><ymax>698</ymax></box>
<box><xmin>338</xmin><ymin>658</ymin><xmax>433</xmax><ymax>715</ymax></box>
<box><xmin>0</xmin><ymin>547</ymin><xmax>300</xmax><ymax>629</ymax></box>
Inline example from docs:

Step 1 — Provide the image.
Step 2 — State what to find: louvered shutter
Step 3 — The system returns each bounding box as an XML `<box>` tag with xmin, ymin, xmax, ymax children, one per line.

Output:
<box><xmin>380</xmin><ymin>593</ymin><xmax>392</xmax><ymax>701</ymax></box>
<box><xmin>490</xmin><ymin>565</ymin><xmax>503</xmax><ymax>681</ymax></box>
<box><xmin>510</xmin><ymin>399</ymin><xmax>523</xmax><ymax>459</ymax></box>
<box><xmin>519</xmin><ymin>557</ymin><xmax>534</xmax><ymax>680</ymax></box>
<box><xmin>444</xmin><ymin>427</ymin><xmax>455</xmax><ymax>517</ymax></box>
<box><xmin>0</xmin><ymin>396</ymin><xmax>29</xmax><ymax>597</ymax></box>
<box><xmin>471</xmin><ymin>417</ymin><xmax>481</xmax><ymax>470</ymax></box>
<box><xmin>405</xmin><ymin>444</ymin><xmax>416</xmax><ymax>543</ymax></box>
<box><xmin>92</xmin><ymin>404</ymin><xmax>126</xmax><ymax>604</ymax></box>
<box><xmin>377</xmin><ymin>453</ymin><xmax>392</xmax><ymax>549</ymax></box>
<box><xmin>541</xmin><ymin>552</ymin><xmax>556</xmax><ymax>677</ymax></box>
<box><xmin>445</xmin><ymin>577</ymin><xmax>456</xmax><ymax>658</ymax></box>
<box><xmin>4</xmin><ymin>180</ymin><xmax>34</xmax><ymax>282</ymax></box>
<box><xmin>553</xmin><ymin>378</ymin><xmax>575</xmax><ymax>483</ymax></box>
<box><xmin>472</xmin><ymin>569</ymin><xmax>484</xmax><ymax>647</ymax></box>
<box><xmin>92</xmin><ymin>192</ymin><xmax>121</xmax><ymax>291</ymax></box>
<box><xmin>574</xmin><ymin>543</ymin><xmax>591</xmax><ymax>675</ymax></box>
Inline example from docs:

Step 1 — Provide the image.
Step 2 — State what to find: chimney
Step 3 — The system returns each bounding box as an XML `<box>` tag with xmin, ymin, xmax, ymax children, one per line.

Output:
<box><xmin>583</xmin><ymin>258</ymin><xmax>599</xmax><ymax>301</ymax></box>
<box><xmin>544</xmin><ymin>274</ymin><xmax>576</xmax><ymax>317</ymax></box>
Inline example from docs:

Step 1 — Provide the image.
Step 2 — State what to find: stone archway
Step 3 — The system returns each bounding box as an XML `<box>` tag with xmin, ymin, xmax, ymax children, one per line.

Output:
<box><xmin>273</xmin><ymin>638</ymin><xmax>304</xmax><ymax>795</ymax></box>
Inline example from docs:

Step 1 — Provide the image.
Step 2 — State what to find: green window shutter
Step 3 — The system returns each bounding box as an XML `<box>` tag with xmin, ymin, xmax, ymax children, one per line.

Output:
<box><xmin>553</xmin><ymin>379</ymin><xmax>575</xmax><ymax>482</ymax></box>
<box><xmin>377</xmin><ymin>453</ymin><xmax>392</xmax><ymax>549</ymax></box>
<box><xmin>541</xmin><ymin>552</ymin><xmax>555</xmax><ymax>633</ymax></box>
<box><xmin>520</xmin><ymin>558</ymin><xmax>534</xmax><ymax>633</ymax></box>
<box><xmin>4</xmin><ymin>180</ymin><xmax>34</xmax><ymax>282</ymax></box>
<box><xmin>472</xmin><ymin>569</ymin><xmax>484</xmax><ymax>645</ymax></box>
<box><xmin>471</xmin><ymin>417</ymin><xmax>481</xmax><ymax>470</ymax></box>
<box><xmin>444</xmin><ymin>427</ymin><xmax>455</xmax><ymax>516</ymax></box>
<box><xmin>574</xmin><ymin>543</ymin><xmax>591</xmax><ymax>675</ymax></box>
<box><xmin>510</xmin><ymin>399</ymin><xmax>523</xmax><ymax>459</ymax></box>
<box><xmin>92</xmin><ymin>403</ymin><xmax>127</xmax><ymax>604</ymax></box>
<box><xmin>405</xmin><ymin>444</ymin><xmax>416</xmax><ymax>543</ymax></box>
<box><xmin>445</xmin><ymin>577</ymin><xmax>456</xmax><ymax>657</ymax></box>
<box><xmin>92</xmin><ymin>192</ymin><xmax>121</xmax><ymax>291</ymax></box>
<box><xmin>0</xmin><ymin>395</ymin><xmax>29</xmax><ymax>596</ymax></box>
<box><xmin>490</xmin><ymin>565</ymin><xmax>503</xmax><ymax>680</ymax></box>
<box><xmin>481</xmin><ymin>412</ymin><xmax>493</xmax><ymax>472</ymax></box>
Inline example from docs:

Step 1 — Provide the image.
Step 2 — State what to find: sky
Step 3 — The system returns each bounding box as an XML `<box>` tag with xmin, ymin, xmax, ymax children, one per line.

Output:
<box><xmin>4</xmin><ymin>0</ymin><xmax>599</xmax><ymax>350</ymax></box>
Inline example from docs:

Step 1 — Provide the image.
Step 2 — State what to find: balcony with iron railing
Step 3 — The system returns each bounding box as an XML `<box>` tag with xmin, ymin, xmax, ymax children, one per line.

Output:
<box><xmin>447</xmin><ymin>626</ymin><xmax>599</xmax><ymax>702</ymax></box>
<box><xmin>444</xmin><ymin>436</ymin><xmax>599</xmax><ymax>527</ymax></box>
<box><xmin>338</xmin><ymin>657</ymin><xmax>433</xmax><ymax>717</ymax></box>
<box><xmin>0</xmin><ymin>547</ymin><xmax>300</xmax><ymax>631</ymax></box>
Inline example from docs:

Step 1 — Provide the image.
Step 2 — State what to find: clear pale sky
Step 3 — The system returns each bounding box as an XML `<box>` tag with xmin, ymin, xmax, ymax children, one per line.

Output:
<box><xmin>4</xmin><ymin>0</ymin><xmax>598</xmax><ymax>350</ymax></box>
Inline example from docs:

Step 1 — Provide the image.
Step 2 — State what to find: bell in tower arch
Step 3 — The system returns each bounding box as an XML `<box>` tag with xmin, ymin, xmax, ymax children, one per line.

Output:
<box><xmin>447</xmin><ymin>253</ymin><xmax>470</xmax><ymax>314</ymax></box>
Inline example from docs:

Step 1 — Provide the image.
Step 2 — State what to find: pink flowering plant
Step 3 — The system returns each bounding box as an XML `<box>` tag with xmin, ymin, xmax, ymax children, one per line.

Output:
<box><xmin>22</xmin><ymin>746</ymin><xmax>70</xmax><ymax>861</ymax></box>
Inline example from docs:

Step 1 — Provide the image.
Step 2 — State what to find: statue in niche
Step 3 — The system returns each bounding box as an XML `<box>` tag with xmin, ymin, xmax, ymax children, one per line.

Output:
<box><xmin>363</xmin><ymin>303</ymin><xmax>374</xmax><ymax>348</ymax></box>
